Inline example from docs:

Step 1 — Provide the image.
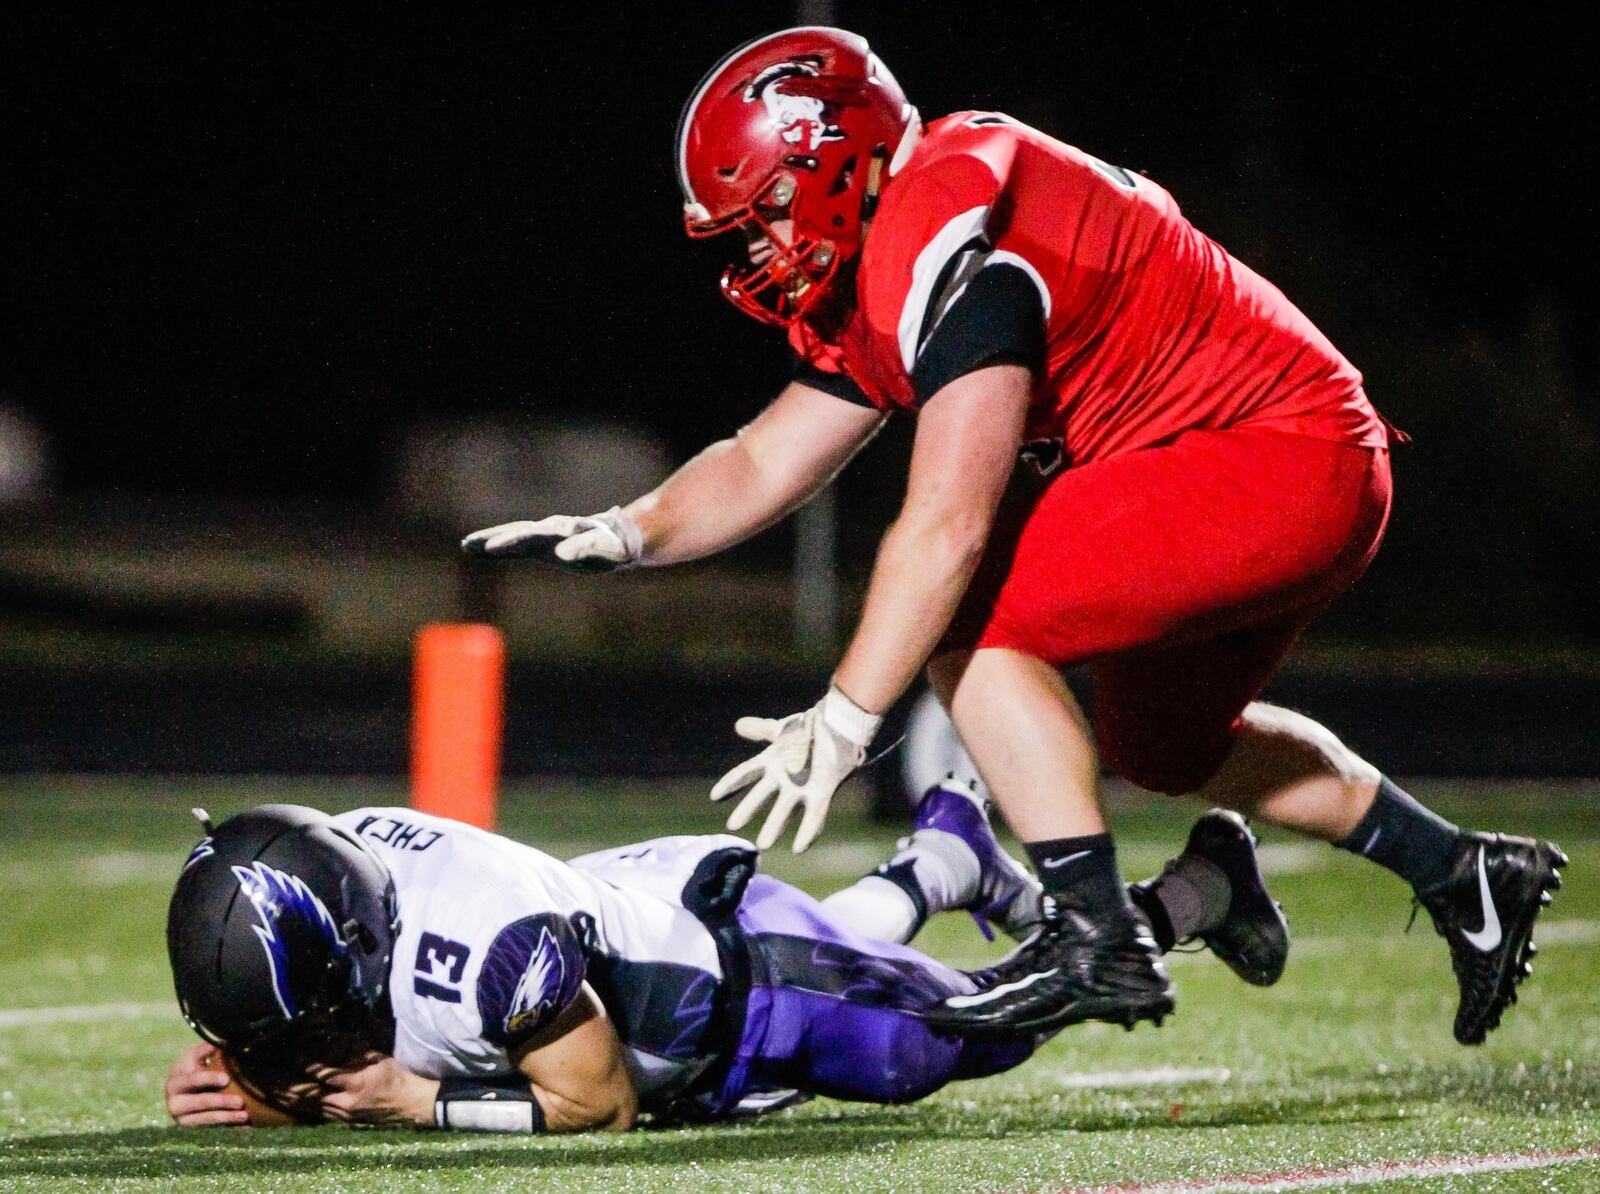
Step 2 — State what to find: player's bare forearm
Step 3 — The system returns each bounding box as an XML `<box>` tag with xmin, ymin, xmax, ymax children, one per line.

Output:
<box><xmin>624</xmin><ymin>381</ymin><xmax>883</xmax><ymax>566</ymax></box>
<box><xmin>833</xmin><ymin>364</ymin><xmax>1032</xmax><ymax>713</ymax></box>
<box><xmin>835</xmin><ymin>514</ymin><xmax>989</xmax><ymax>712</ymax></box>
<box><xmin>516</xmin><ymin>986</ymin><xmax>638</xmax><ymax>1132</ymax></box>
<box><xmin>622</xmin><ymin>436</ymin><xmax>778</xmax><ymax>565</ymax></box>
<box><xmin>529</xmin><ymin>1078</ymin><xmax>637</xmax><ymax>1133</ymax></box>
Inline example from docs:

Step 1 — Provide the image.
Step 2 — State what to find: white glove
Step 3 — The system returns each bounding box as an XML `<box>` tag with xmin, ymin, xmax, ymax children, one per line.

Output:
<box><xmin>460</xmin><ymin>506</ymin><xmax>644</xmax><ymax>572</ymax></box>
<box><xmin>710</xmin><ymin>685</ymin><xmax>882</xmax><ymax>853</ymax></box>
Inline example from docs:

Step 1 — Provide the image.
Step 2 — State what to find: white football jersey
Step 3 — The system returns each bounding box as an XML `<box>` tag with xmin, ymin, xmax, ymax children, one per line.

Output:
<box><xmin>332</xmin><ymin>808</ymin><xmax>744</xmax><ymax>1104</ymax></box>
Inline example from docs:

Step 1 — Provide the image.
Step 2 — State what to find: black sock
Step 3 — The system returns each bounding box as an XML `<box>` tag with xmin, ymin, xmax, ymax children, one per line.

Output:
<box><xmin>1024</xmin><ymin>833</ymin><xmax>1134</xmax><ymax>917</ymax></box>
<box><xmin>1130</xmin><ymin>855</ymin><xmax>1231</xmax><ymax>952</ymax></box>
<box><xmin>1336</xmin><ymin>776</ymin><xmax>1461</xmax><ymax>893</ymax></box>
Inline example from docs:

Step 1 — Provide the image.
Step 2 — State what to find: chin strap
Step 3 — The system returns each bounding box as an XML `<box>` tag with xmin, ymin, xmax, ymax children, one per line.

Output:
<box><xmin>858</xmin><ymin>146</ymin><xmax>890</xmax><ymax>239</ymax></box>
<box><xmin>860</xmin><ymin>116</ymin><xmax>921</xmax><ymax>242</ymax></box>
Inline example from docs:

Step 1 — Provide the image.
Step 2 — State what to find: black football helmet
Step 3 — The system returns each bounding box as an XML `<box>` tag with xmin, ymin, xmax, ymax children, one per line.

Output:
<box><xmin>168</xmin><ymin>804</ymin><xmax>400</xmax><ymax>1104</ymax></box>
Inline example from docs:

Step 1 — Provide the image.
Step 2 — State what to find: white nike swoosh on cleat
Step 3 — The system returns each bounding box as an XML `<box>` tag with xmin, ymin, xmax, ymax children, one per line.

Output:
<box><xmin>1040</xmin><ymin>850</ymin><xmax>1092</xmax><ymax>870</ymax></box>
<box><xmin>943</xmin><ymin>968</ymin><xmax>1061</xmax><ymax>1008</ymax></box>
<box><xmin>1463</xmin><ymin>845</ymin><xmax>1503</xmax><ymax>952</ymax></box>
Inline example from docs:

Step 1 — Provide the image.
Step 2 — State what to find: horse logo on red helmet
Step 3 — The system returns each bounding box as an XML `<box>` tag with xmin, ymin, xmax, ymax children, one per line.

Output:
<box><xmin>744</xmin><ymin>62</ymin><xmax>844</xmax><ymax>154</ymax></box>
<box><xmin>677</xmin><ymin>28</ymin><xmax>919</xmax><ymax>326</ymax></box>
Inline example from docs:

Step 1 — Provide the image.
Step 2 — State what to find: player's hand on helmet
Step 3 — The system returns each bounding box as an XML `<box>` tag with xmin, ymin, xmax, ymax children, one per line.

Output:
<box><xmin>711</xmin><ymin>684</ymin><xmax>882</xmax><ymax>853</ymax></box>
<box><xmin>461</xmin><ymin>506</ymin><xmax>643</xmax><ymax>572</ymax></box>
<box><xmin>165</xmin><ymin>1043</ymin><xmax>250</xmax><ymax>1128</ymax></box>
<box><xmin>317</xmin><ymin>1054</ymin><xmax>438</xmax><ymax>1128</ymax></box>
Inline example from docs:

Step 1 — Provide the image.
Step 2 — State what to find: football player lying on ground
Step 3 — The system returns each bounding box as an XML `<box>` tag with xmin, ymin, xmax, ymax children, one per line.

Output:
<box><xmin>463</xmin><ymin>26</ymin><xmax>1566</xmax><ymax>1048</ymax></box>
<box><xmin>165</xmin><ymin>786</ymin><xmax>1286</xmax><ymax>1131</ymax></box>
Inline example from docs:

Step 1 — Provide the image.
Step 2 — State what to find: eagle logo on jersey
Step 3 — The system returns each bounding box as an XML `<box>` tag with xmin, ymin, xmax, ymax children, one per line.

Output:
<box><xmin>504</xmin><ymin>925</ymin><xmax>567</xmax><ymax>1038</ymax></box>
<box><xmin>745</xmin><ymin>63</ymin><xmax>843</xmax><ymax>153</ymax></box>
<box><xmin>231</xmin><ymin>861</ymin><xmax>347</xmax><ymax>1020</ymax></box>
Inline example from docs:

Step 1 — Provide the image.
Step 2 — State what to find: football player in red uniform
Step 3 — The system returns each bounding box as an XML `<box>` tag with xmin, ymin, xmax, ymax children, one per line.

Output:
<box><xmin>465</xmin><ymin>28</ymin><xmax>1565</xmax><ymax>1045</ymax></box>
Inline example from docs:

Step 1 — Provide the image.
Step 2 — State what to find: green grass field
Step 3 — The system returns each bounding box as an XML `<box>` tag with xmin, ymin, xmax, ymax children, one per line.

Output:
<box><xmin>0</xmin><ymin>777</ymin><xmax>1595</xmax><ymax>1192</ymax></box>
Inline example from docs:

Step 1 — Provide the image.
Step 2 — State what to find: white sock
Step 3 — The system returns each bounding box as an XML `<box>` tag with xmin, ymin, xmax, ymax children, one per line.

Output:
<box><xmin>897</xmin><ymin>828</ymin><xmax>983</xmax><ymax>915</ymax></box>
<box><xmin>820</xmin><ymin>877</ymin><xmax>921</xmax><ymax>945</ymax></box>
<box><xmin>822</xmin><ymin>827</ymin><xmax>986</xmax><ymax>941</ymax></box>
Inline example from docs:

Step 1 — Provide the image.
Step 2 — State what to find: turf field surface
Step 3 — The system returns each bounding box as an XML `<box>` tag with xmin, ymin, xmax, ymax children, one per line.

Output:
<box><xmin>1</xmin><ymin>777</ymin><xmax>1596</xmax><ymax>1192</ymax></box>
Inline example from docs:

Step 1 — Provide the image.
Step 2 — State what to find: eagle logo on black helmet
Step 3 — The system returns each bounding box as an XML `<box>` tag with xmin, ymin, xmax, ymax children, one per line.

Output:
<box><xmin>232</xmin><ymin>861</ymin><xmax>347</xmax><ymax>1020</ymax></box>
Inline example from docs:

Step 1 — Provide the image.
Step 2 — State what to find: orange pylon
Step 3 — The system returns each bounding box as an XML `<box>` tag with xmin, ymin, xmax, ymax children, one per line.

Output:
<box><xmin>411</xmin><ymin>623</ymin><xmax>505</xmax><ymax>830</ymax></box>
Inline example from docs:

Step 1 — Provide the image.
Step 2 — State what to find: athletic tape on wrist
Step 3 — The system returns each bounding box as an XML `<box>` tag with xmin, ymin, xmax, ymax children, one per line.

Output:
<box><xmin>598</xmin><ymin>506</ymin><xmax>645</xmax><ymax>565</ymax></box>
<box><xmin>822</xmin><ymin>684</ymin><xmax>882</xmax><ymax>748</ymax></box>
<box><xmin>434</xmin><ymin>1075</ymin><xmax>546</xmax><ymax>1132</ymax></box>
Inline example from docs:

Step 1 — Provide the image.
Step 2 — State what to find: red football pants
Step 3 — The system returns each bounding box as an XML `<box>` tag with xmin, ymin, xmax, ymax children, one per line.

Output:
<box><xmin>944</xmin><ymin>427</ymin><xmax>1392</xmax><ymax>795</ymax></box>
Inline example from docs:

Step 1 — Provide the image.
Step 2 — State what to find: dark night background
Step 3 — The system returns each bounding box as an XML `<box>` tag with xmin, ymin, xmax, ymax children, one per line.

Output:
<box><xmin>0</xmin><ymin>7</ymin><xmax>1596</xmax><ymax>777</ymax></box>
<box><xmin>6</xmin><ymin>7</ymin><xmax>1596</xmax><ymax>639</ymax></box>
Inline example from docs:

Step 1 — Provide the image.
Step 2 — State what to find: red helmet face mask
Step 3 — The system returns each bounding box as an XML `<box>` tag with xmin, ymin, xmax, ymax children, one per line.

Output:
<box><xmin>676</xmin><ymin>27</ymin><xmax>918</xmax><ymax>328</ymax></box>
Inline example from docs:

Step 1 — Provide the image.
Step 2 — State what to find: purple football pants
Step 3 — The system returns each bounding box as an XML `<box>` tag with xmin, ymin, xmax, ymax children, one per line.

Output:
<box><xmin>717</xmin><ymin>876</ymin><xmax>1035</xmax><ymax>1107</ymax></box>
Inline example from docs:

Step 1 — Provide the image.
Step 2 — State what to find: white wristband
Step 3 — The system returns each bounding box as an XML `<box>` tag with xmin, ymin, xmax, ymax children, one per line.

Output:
<box><xmin>821</xmin><ymin>683</ymin><xmax>882</xmax><ymax>748</ymax></box>
<box><xmin>437</xmin><ymin>1099</ymin><xmax>537</xmax><ymax>1131</ymax></box>
<box><xmin>598</xmin><ymin>506</ymin><xmax>645</xmax><ymax>564</ymax></box>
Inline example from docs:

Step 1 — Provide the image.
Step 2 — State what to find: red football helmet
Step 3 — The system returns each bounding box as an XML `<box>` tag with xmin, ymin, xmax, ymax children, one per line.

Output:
<box><xmin>676</xmin><ymin>27</ymin><xmax>918</xmax><ymax>327</ymax></box>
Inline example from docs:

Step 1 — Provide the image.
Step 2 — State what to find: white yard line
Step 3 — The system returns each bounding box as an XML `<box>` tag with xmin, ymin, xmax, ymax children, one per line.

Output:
<box><xmin>1253</xmin><ymin>844</ymin><xmax>1329</xmax><ymax>875</ymax></box>
<box><xmin>1056</xmin><ymin>1066</ymin><xmax>1230</xmax><ymax>1090</ymax></box>
<box><xmin>1164</xmin><ymin>917</ymin><xmax>1600</xmax><ymax>964</ymax></box>
<box><xmin>0</xmin><ymin>1002</ymin><xmax>172</xmax><ymax>1029</ymax></box>
<box><xmin>5</xmin><ymin>842</ymin><xmax>897</xmax><ymax>892</ymax></box>
<box><xmin>1062</xmin><ymin>1147</ymin><xmax>1600</xmax><ymax>1193</ymax></box>
<box><xmin>802</xmin><ymin>841</ymin><xmax>895</xmax><ymax>874</ymax></box>
<box><xmin>5</xmin><ymin>852</ymin><xmax>181</xmax><ymax>889</ymax></box>
<box><xmin>1528</xmin><ymin>918</ymin><xmax>1600</xmax><ymax>945</ymax></box>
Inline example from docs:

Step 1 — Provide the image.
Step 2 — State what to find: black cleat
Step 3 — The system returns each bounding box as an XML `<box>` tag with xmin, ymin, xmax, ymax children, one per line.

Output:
<box><xmin>1416</xmin><ymin>831</ymin><xmax>1567</xmax><ymax>1045</ymax></box>
<box><xmin>924</xmin><ymin>898</ymin><xmax>1174</xmax><ymax>1039</ymax></box>
<box><xmin>1183</xmin><ymin>810</ymin><xmax>1289</xmax><ymax>987</ymax></box>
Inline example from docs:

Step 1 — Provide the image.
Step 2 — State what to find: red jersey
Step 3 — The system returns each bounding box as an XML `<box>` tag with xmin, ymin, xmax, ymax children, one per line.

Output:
<box><xmin>789</xmin><ymin>113</ymin><xmax>1389</xmax><ymax>465</ymax></box>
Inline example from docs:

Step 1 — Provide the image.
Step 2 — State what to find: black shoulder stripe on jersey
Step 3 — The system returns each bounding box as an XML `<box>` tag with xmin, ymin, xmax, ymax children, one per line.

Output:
<box><xmin>911</xmin><ymin>261</ymin><xmax>1046</xmax><ymax>406</ymax></box>
<box><xmin>583</xmin><ymin>952</ymin><xmax>722</xmax><ymax>1061</ymax></box>
<box><xmin>791</xmin><ymin>356</ymin><xmax>875</xmax><ymax>408</ymax></box>
<box><xmin>915</xmin><ymin>235</ymin><xmax>990</xmax><ymax>361</ymax></box>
